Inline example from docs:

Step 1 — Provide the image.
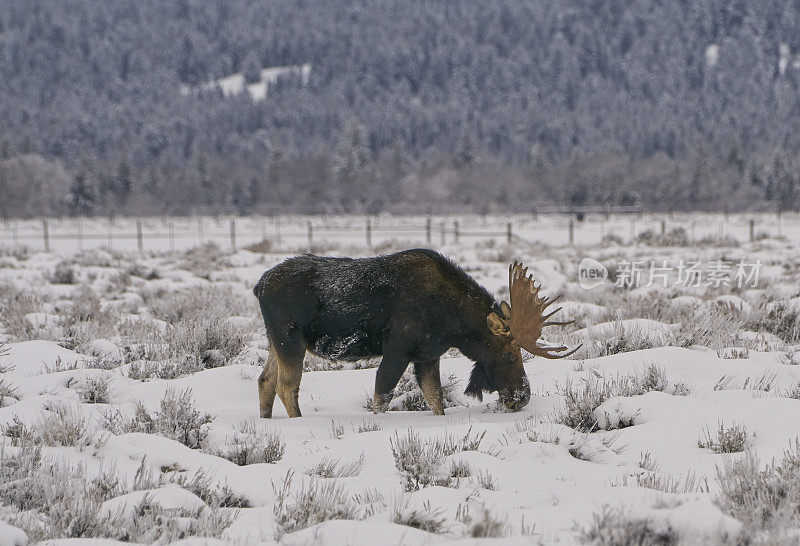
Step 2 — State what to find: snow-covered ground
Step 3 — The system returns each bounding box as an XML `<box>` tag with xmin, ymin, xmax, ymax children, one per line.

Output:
<box><xmin>2</xmin><ymin>225</ymin><xmax>800</xmax><ymax>544</ymax></box>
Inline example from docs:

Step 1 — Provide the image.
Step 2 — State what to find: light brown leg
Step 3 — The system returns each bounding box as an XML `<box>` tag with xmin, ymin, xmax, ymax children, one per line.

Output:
<box><xmin>258</xmin><ymin>349</ymin><xmax>279</xmax><ymax>418</ymax></box>
<box><xmin>276</xmin><ymin>350</ymin><xmax>304</xmax><ymax>418</ymax></box>
<box><xmin>414</xmin><ymin>359</ymin><xmax>444</xmax><ymax>415</ymax></box>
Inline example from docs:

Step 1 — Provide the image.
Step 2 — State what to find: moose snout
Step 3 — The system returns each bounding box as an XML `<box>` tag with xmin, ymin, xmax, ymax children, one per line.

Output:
<box><xmin>499</xmin><ymin>376</ymin><xmax>531</xmax><ymax>412</ymax></box>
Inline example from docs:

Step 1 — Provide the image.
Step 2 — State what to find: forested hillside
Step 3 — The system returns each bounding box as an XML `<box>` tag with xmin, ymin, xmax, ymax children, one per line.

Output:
<box><xmin>1</xmin><ymin>0</ymin><xmax>800</xmax><ymax>216</ymax></box>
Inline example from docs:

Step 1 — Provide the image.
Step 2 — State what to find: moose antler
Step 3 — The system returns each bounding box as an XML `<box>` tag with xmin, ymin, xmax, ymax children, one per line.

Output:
<box><xmin>504</xmin><ymin>262</ymin><xmax>581</xmax><ymax>359</ymax></box>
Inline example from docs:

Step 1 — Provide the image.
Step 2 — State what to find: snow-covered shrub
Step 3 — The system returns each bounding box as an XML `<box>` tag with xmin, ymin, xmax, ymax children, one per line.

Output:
<box><xmin>330</xmin><ymin>419</ymin><xmax>345</xmax><ymax>439</ymax></box>
<box><xmin>0</xmin><ymin>442</ymin><xmax>235</xmax><ymax>542</ymax></box>
<box><xmin>392</xmin><ymin>499</ymin><xmax>448</xmax><ymax>534</ymax></box>
<box><xmin>306</xmin><ymin>455</ymin><xmax>364</xmax><ymax>478</ymax></box>
<box><xmin>0</xmin><ymin>284</ymin><xmax>44</xmax><ymax>340</ymax></box>
<box><xmin>49</xmin><ymin>261</ymin><xmax>77</xmax><ymax>284</ymax></box>
<box><xmin>577</xmin><ymin>506</ymin><xmax>678</xmax><ymax>545</ymax></box>
<box><xmin>477</xmin><ymin>469</ymin><xmax>496</xmax><ymax>490</ymax></box>
<box><xmin>749</xmin><ymin>302</ymin><xmax>800</xmax><ymax>344</ymax></box>
<box><xmin>784</xmin><ymin>382</ymin><xmax>800</xmax><ymax>400</ymax></box>
<box><xmin>128</xmin><ymin>389</ymin><xmax>214</xmax><ymax>449</ymax></box>
<box><xmin>272</xmin><ymin>472</ymin><xmax>359</xmax><ymax>537</ymax></box>
<box><xmin>390</xmin><ymin>428</ymin><xmax>484</xmax><ymax>491</ymax></box>
<box><xmin>0</xmin><ymin>378</ymin><xmax>19</xmax><ymax>406</ymax></box>
<box><xmin>356</xmin><ymin>419</ymin><xmax>382</xmax><ymax>433</ymax></box>
<box><xmin>34</xmin><ymin>405</ymin><xmax>103</xmax><ymax>448</ymax></box>
<box><xmin>555</xmin><ymin>369</ymin><xmax>669</xmax><ymax>432</ymax></box>
<box><xmin>127</xmin><ymin>357</ymin><xmax>204</xmax><ymax>380</ymax></box>
<box><xmin>779</xmin><ymin>352</ymin><xmax>800</xmax><ymax>366</ymax></box>
<box><xmin>76</xmin><ymin>375</ymin><xmax>111</xmax><ymax>404</ymax></box>
<box><xmin>362</xmin><ymin>370</ymin><xmax>461</xmax><ymax>412</ymax></box>
<box><xmin>676</xmin><ymin>311</ymin><xmax>742</xmax><ymax>350</ymax></box>
<box><xmin>166</xmin><ymin>468</ymin><xmax>250</xmax><ymax>508</ymax></box>
<box><xmin>449</xmin><ymin>459</ymin><xmax>471</xmax><ymax>478</ymax></box>
<box><xmin>716</xmin><ymin>440</ymin><xmax>800</xmax><ymax>536</ymax></box>
<box><xmin>215</xmin><ymin>420</ymin><xmax>285</xmax><ymax>465</ymax></box>
<box><xmin>626</xmin><ymin>452</ymin><xmax>707</xmax><ymax>494</ymax></box>
<box><xmin>637</xmin><ymin>227</ymin><xmax>690</xmax><ymax>247</ymax></box>
<box><xmin>713</xmin><ymin>371</ymin><xmax>776</xmax><ymax>392</ymax></box>
<box><xmin>461</xmin><ymin>507</ymin><xmax>508</xmax><ymax>538</ymax></box>
<box><xmin>0</xmin><ymin>442</ymin><xmax>119</xmax><ymax>541</ymax></box>
<box><xmin>697</xmin><ymin>421</ymin><xmax>750</xmax><ymax>454</ymax></box>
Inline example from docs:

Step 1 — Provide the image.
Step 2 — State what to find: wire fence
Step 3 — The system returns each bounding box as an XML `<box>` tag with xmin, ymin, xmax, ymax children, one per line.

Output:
<box><xmin>0</xmin><ymin>207</ymin><xmax>794</xmax><ymax>255</ymax></box>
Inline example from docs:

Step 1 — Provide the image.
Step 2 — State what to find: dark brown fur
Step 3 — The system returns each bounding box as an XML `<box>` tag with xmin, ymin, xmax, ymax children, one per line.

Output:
<box><xmin>253</xmin><ymin>249</ymin><xmax>529</xmax><ymax>417</ymax></box>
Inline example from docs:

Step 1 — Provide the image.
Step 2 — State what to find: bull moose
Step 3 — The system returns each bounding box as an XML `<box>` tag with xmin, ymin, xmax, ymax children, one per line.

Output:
<box><xmin>253</xmin><ymin>249</ymin><xmax>578</xmax><ymax>418</ymax></box>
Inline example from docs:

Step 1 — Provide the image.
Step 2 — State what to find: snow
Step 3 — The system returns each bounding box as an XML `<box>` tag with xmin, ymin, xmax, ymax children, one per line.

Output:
<box><xmin>3</xmin><ymin>222</ymin><xmax>800</xmax><ymax>543</ymax></box>
<box><xmin>0</xmin><ymin>523</ymin><xmax>27</xmax><ymax>546</ymax></box>
<box><xmin>179</xmin><ymin>64</ymin><xmax>311</xmax><ymax>102</ymax></box>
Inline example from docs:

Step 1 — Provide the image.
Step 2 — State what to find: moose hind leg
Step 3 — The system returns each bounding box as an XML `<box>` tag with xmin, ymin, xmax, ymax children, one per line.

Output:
<box><xmin>274</xmin><ymin>339</ymin><xmax>306</xmax><ymax>418</ymax></box>
<box><xmin>414</xmin><ymin>359</ymin><xmax>444</xmax><ymax>415</ymax></box>
<box><xmin>258</xmin><ymin>349</ymin><xmax>279</xmax><ymax>418</ymax></box>
<box><xmin>373</xmin><ymin>353</ymin><xmax>408</xmax><ymax>413</ymax></box>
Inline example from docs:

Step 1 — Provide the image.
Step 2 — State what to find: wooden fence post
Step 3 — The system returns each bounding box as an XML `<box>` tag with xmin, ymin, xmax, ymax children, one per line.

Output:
<box><xmin>307</xmin><ymin>221</ymin><xmax>313</xmax><ymax>250</ymax></box>
<box><xmin>137</xmin><ymin>220</ymin><xmax>143</xmax><ymax>254</ymax></box>
<box><xmin>749</xmin><ymin>219</ymin><xmax>755</xmax><ymax>242</ymax></box>
<box><xmin>777</xmin><ymin>205</ymin><xmax>782</xmax><ymax>237</ymax></box>
<box><xmin>532</xmin><ymin>205</ymin><xmax>538</xmax><ymax>221</ymax></box>
<box><xmin>42</xmin><ymin>219</ymin><xmax>50</xmax><ymax>253</ymax></box>
<box><xmin>169</xmin><ymin>222</ymin><xmax>175</xmax><ymax>253</ymax></box>
<box><xmin>506</xmin><ymin>222</ymin><xmax>512</xmax><ymax>243</ymax></box>
<box><xmin>425</xmin><ymin>217</ymin><xmax>431</xmax><ymax>244</ymax></box>
<box><xmin>230</xmin><ymin>219</ymin><xmax>236</xmax><ymax>250</ymax></box>
<box><xmin>568</xmin><ymin>216</ymin><xmax>574</xmax><ymax>247</ymax></box>
<box><xmin>660</xmin><ymin>219</ymin><xmax>666</xmax><ymax>236</ymax></box>
<box><xmin>275</xmin><ymin>217</ymin><xmax>281</xmax><ymax>245</ymax></box>
<box><xmin>366</xmin><ymin>218</ymin><xmax>372</xmax><ymax>248</ymax></box>
<box><xmin>454</xmin><ymin>220</ymin><xmax>460</xmax><ymax>244</ymax></box>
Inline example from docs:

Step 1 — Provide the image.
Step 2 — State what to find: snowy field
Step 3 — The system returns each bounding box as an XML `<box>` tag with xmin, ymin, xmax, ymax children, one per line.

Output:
<box><xmin>2</xmin><ymin>216</ymin><xmax>800</xmax><ymax>544</ymax></box>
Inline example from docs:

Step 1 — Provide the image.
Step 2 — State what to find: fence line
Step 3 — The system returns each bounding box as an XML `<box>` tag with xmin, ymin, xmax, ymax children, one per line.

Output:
<box><xmin>0</xmin><ymin>210</ymin><xmax>793</xmax><ymax>254</ymax></box>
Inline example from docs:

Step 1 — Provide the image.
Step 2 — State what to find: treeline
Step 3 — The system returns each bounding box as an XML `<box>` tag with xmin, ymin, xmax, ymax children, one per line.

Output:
<box><xmin>1</xmin><ymin>0</ymin><xmax>799</xmax><ymax>216</ymax></box>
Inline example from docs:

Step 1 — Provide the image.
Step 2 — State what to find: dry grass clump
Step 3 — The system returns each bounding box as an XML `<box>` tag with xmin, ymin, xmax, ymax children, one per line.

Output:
<box><xmin>390</xmin><ymin>427</ymin><xmax>485</xmax><ymax>491</ymax></box>
<box><xmin>747</xmin><ymin>302</ymin><xmax>800</xmax><ymax>344</ymax></box>
<box><xmin>104</xmin><ymin>389</ymin><xmax>214</xmax><ymax>449</ymax></box>
<box><xmin>272</xmin><ymin>471</ymin><xmax>359</xmax><ymax>537</ymax></box>
<box><xmin>621</xmin><ymin>452</ymin><xmax>708</xmax><ymax>495</ymax></box>
<box><xmin>76</xmin><ymin>375</ymin><xmax>111</xmax><ymax>403</ymax></box>
<box><xmin>697</xmin><ymin>421</ymin><xmax>750</xmax><ymax>454</ymax></box>
<box><xmin>392</xmin><ymin>498</ymin><xmax>449</xmax><ymax>534</ymax></box>
<box><xmin>457</xmin><ymin>506</ymin><xmax>509</xmax><ymax>538</ymax></box>
<box><xmin>2</xmin><ymin>405</ymin><xmax>104</xmax><ymax>449</ymax></box>
<box><xmin>577</xmin><ymin>506</ymin><xmax>678</xmax><ymax>545</ymax></box>
<box><xmin>717</xmin><ymin>441</ymin><xmax>798</xmax><ymax>527</ymax></box>
<box><xmin>0</xmin><ymin>284</ymin><xmax>45</xmax><ymax>340</ymax></box>
<box><xmin>215</xmin><ymin>420</ymin><xmax>285</xmax><ymax>465</ymax></box>
<box><xmin>554</xmin><ymin>364</ymin><xmax>675</xmax><ymax>432</ymax></box>
<box><xmin>306</xmin><ymin>455</ymin><xmax>365</xmax><ymax>478</ymax></box>
<box><xmin>0</xmin><ymin>442</ymin><xmax>235</xmax><ymax>542</ymax></box>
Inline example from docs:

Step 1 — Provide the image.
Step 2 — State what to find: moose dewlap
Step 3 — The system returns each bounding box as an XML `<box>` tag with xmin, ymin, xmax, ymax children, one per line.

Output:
<box><xmin>253</xmin><ymin>249</ymin><xmax>579</xmax><ymax>417</ymax></box>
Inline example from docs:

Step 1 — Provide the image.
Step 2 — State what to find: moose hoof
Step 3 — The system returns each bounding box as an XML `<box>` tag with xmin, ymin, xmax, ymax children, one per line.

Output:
<box><xmin>373</xmin><ymin>394</ymin><xmax>392</xmax><ymax>414</ymax></box>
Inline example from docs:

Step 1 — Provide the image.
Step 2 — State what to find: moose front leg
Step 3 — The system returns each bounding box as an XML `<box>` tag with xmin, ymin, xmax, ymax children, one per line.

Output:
<box><xmin>373</xmin><ymin>353</ymin><xmax>408</xmax><ymax>413</ymax></box>
<box><xmin>414</xmin><ymin>359</ymin><xmax>444</xmax><ymax>415</ymax></box>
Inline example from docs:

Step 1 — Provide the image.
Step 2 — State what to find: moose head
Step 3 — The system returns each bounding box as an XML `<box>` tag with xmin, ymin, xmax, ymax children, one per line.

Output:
<box><xmin>466</xmin><ymin>261</ymin><xmax>581</xmax><ymax>411</ymax></box>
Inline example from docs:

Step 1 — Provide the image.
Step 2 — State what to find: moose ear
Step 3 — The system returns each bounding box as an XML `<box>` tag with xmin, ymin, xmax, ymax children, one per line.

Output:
<box><xmin>499</xmin><ymin>300</ymin><xmax>512</xmax><ymax>320</ymax></box>
<box><xmin>487</xmin><ymin>312</ymin><xmax>511</xmax><ymax>337</ymax></box>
